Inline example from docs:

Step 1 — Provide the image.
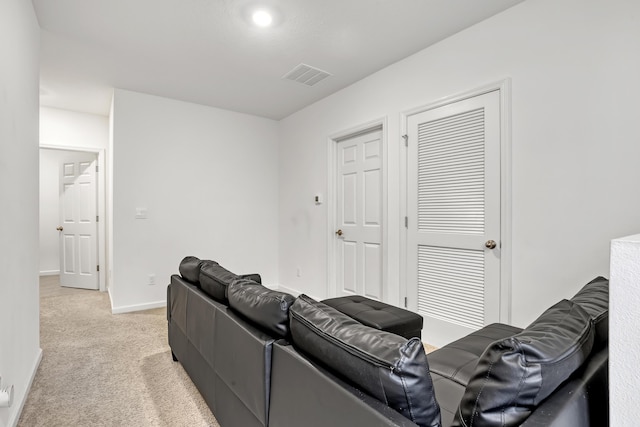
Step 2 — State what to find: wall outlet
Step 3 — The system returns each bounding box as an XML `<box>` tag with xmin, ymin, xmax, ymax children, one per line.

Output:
<box><xmin>0</xmin><ymin>384</ymin><xmax>13</xmax><ymax>408</ymax></box>
<box><xmin>148</xmin><ymin>274</ymin><xmax>156</xmax><ymax>285</ymax></box>
<box><xmin>0</xmin><ymin>376</ymin><xmax>13</xmax><ymax>408</ymax></box>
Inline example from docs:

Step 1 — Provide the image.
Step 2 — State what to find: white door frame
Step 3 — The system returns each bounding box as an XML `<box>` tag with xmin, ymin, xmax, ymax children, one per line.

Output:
<box><xmin>327</xmin><ymin>118</ymin><xmax>388</xmax><ymax>301</ymax></box>
<box><xmin>400</xmin><ymin>79</ymin><xmax>512</xmax><ymax>323</ymax></box>
<box><xmin>41</xmin><ymin>144</ymin><xmax>107</xmax><ymax>292</ymax></box>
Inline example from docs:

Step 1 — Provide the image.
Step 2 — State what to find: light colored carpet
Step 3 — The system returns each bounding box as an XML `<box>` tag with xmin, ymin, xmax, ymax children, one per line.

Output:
<box><xmin>20</xmin><ymin>277</ymin><xmax>437</xmax><ymax>426</ymax></box>
<box><xmin>18</xmin><ymin>276</ymin><xmax>219</xmax><ymax>427</ymax></box>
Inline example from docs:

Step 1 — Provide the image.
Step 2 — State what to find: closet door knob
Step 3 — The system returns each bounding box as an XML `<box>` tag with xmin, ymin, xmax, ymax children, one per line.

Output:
<box><xmin>56</xmin><ymin>226</ymin><xmax>64</xmax><ymax>231</ymax></box>
<box><xmin>335</xmin><ymin>229</ymin><xmax>343</xmax><ymax>237</ymax></box>
<box><xmin>485</xmin><ymin>240</ymin><xmax>497</xmax><ymax>249</ymax></box>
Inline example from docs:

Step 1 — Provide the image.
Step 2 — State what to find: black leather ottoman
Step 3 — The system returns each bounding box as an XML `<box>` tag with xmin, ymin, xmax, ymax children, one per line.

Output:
<box><xmin>322</xmin><ymin>295</ymin><xmax>423</xmax><ymax>339</ymax></box>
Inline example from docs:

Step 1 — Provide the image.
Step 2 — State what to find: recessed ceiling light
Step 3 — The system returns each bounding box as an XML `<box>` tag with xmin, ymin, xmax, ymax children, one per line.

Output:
<box><xmin>252</xmin><ymin>9</ymin><xmax>273</xmax><ymax>27</ymax></box>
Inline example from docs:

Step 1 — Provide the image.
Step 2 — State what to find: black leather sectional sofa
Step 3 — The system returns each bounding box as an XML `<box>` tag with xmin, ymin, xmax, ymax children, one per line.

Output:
<box><xmin>167</xmin><ymin>257</ymin><xmax>608</xmax><ymax>427</ymax></box>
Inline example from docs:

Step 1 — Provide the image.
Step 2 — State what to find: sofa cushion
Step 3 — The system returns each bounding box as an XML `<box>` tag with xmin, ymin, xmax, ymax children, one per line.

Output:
<box><xmin>570</xmin><ymin>276</ymin><xmax>608</xmax><ymax>349</ymax></box>
<box><xmin>454</xmin><ymin>299</ymin><xmax>594</xmax><ymax>427</ymax></box>
<box><xmin>428</xmin><ymin>323</ymin><xmax>522</xmax><ymax>427</ymax></box>
<box><xmin>428</xmin><ymin>323</ymin><xmax>523</xmax><ymax>388</ymax></box>
<box><xmin>227</xmin><ymin>279</ymin><xmax>296</xmax><ymax>339</ymax></box>
<box><xmin>290</xmin><ymin>295</ymin><xmax>441</xmax><ymax>427</ymax></box>
<box><xmin>178</xmin><ymin>256</ymin><xmax>204</xmax><ymax>284</ymax></box>
<box><xmin>199</xmin><ymin>261</ymin><xmax>238</xmax><ymax>303</ymax></box>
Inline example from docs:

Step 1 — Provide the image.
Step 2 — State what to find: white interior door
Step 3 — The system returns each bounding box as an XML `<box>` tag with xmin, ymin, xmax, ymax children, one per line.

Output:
<box><xmin>59</xmin><ymin>152</ymin><xmax>99</xmax><ymax>290</ymax></box>
<box><xmin>407</xmin><ymin>91</ymin><xmax>501</xmax><ymax>347</ymax></box>
<box><xmin>335</xmin><ymin>130</ymin><xmax>383</xmax><ymax>300</ymax></box>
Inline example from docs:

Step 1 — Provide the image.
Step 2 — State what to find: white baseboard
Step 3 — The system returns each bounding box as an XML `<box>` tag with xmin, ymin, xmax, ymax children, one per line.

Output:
<box><xmin>111</xmin><ymin>300</ymin><xmax>166</xmax><ymax>314</ymax></box>
<box><xmin>8</xmin><ymin>348</ymin><xmax>43</xmax><ymax>427</ymax></box>
<box><xmin>39</xmin><ymin>270</ymin><xmax>60</xmax><ymax>276</ymax></box>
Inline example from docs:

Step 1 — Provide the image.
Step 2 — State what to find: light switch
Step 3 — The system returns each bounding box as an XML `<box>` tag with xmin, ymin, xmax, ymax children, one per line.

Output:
<box><xmin>135</xmin><ymin>208</ymin><xmax>148</xmax><ymax>219</ymax></box>
<box><xmin>314</xmin><ymin>194</ymin><xmax>323</xmax><ymax>205</ymax></box>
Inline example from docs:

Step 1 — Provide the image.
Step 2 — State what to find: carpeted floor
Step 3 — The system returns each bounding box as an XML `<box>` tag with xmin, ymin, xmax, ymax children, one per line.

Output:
<box><xmin>18</xmin><ymin>276</ymin><xmax>219</xmax><ymax>427</ymax></box>
<box><xmin>19</xmin><ymin>276</ymin><xmax>437</xmax><ymax>426</ymax></box>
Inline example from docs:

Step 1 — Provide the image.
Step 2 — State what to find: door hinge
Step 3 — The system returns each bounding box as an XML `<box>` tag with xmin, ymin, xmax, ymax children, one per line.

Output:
<box><xmin>97</xmin><ymin>265</ymin><xmax>100</xmax><ymax>272</ymax></box>
<box><xmin>404</xmin><ymin>216</ymin><xmax>408</xmax><ymax>228</ymax></box>
<box><xmin>402</xmin><ymin>134</ymin><xmax>408</xmax><ymax>147</ymax></box>
<box><xmin>96</xmin><ymin>165</ymin><xmax>99</xmax><ymax>172</ymax></box>
<box><xmin>404</xmin><ymin>297</ymin><xmax>408</xmax><ymax>308</ymax></box>
<box><xmin>96</xmin><ymin>215</ymin><xmax>99</xmax><ymax>222</ymax></box>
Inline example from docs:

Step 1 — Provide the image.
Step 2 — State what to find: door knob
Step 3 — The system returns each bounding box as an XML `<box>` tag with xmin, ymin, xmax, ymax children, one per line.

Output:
<box><xmin>56</xmin><ymin>226</ymin><xmax>64</xmax><ymax>231</ymax></box>
<box><xmin>335</xmin><ymin>229</ymin><xmax>343</xmax><ymax>237</ymax></box>
<box><xmin>485</xmin><ymin>240</ymin><xmax>497</xmax><ymax>249</ymax></box>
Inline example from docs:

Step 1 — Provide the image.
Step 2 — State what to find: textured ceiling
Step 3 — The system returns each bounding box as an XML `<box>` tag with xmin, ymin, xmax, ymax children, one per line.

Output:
<box><xmin>33</xmin><ymin>0</ymin><xmax>525</xmax><ymax>119</ymax></box>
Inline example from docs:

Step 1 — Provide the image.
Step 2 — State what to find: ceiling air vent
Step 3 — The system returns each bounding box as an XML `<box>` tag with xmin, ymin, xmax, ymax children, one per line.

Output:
<box><xmin>282</xmin><ymin>63</ymin><xmax>331</xmax><ymax>87</ymax></box>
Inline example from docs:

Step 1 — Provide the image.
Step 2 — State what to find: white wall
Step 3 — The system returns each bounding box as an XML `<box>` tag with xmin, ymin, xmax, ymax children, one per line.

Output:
<box><xmin>278</xmin><ymin>0</ymin><xmax>640</xmax><ymax>328</ymax></box>
<box><xmin>39</xmin><ymin>150</ymin><xmax>64</xmax><ymax>274</ymax></box>
<box><xmin>610</xmin><ymin>233</ymin><xmax>640</xmax><ymax>426</ymax></box>
<box><xmin>0</xmin><ymin>0</ymin><xmax>41</xmax><ymax>426</ymax></box>
<box><xmin>109</xmin><ymin>89</ymin><xmax>280</xmax><ymax>312</ymax></box>
<box><xmin>39</xmin><ymin>107</ymin><xmax>109</xmax><ymax>150</ymax></box>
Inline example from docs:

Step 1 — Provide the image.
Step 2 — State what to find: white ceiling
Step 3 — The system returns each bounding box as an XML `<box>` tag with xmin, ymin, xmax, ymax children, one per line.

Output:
<box><xmin>33</xmin><ymin>0</ymin><xmax>525</xmax><ymax>120</ymax></box>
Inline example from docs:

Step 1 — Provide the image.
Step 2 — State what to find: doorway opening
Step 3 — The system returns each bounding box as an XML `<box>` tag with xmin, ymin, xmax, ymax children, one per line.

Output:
<box><xmin>39</xmin><ymin>146</ymin><xmax>107</xmax><ymax>292</ymax></box>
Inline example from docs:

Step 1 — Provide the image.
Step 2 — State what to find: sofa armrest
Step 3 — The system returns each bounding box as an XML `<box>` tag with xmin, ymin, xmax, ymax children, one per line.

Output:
<box><xmin>521</xmin><ymin>347</ymin><xmax>608</xmax><ymax>427</ymax></box>
<box><xmin>166</xmin><ymin>283</ymin><xmax>171</xmax><ymax>322</ymax></box>
<box><xmin>169</xmin><ymin>275</ymin><xmax>190</xmax><ymax>334</ymax></box>
<box><xmin>213</xmin><ymin>307</ymin><xmax>276</xmax><ymax>427</ymax></box>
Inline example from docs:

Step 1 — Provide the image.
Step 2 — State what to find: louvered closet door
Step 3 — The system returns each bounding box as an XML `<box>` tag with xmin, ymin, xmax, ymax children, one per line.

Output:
<box><xmin>407</xmin><ymin>91</ymin><xmax>501</xmax><ymax>347</ymax></box>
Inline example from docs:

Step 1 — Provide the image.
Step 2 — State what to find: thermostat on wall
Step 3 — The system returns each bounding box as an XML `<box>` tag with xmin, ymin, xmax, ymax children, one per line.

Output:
<box><xmin>135</xmin><ymin>207</ymin><xmax>148</xmax><ymax>219</ymax></box>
